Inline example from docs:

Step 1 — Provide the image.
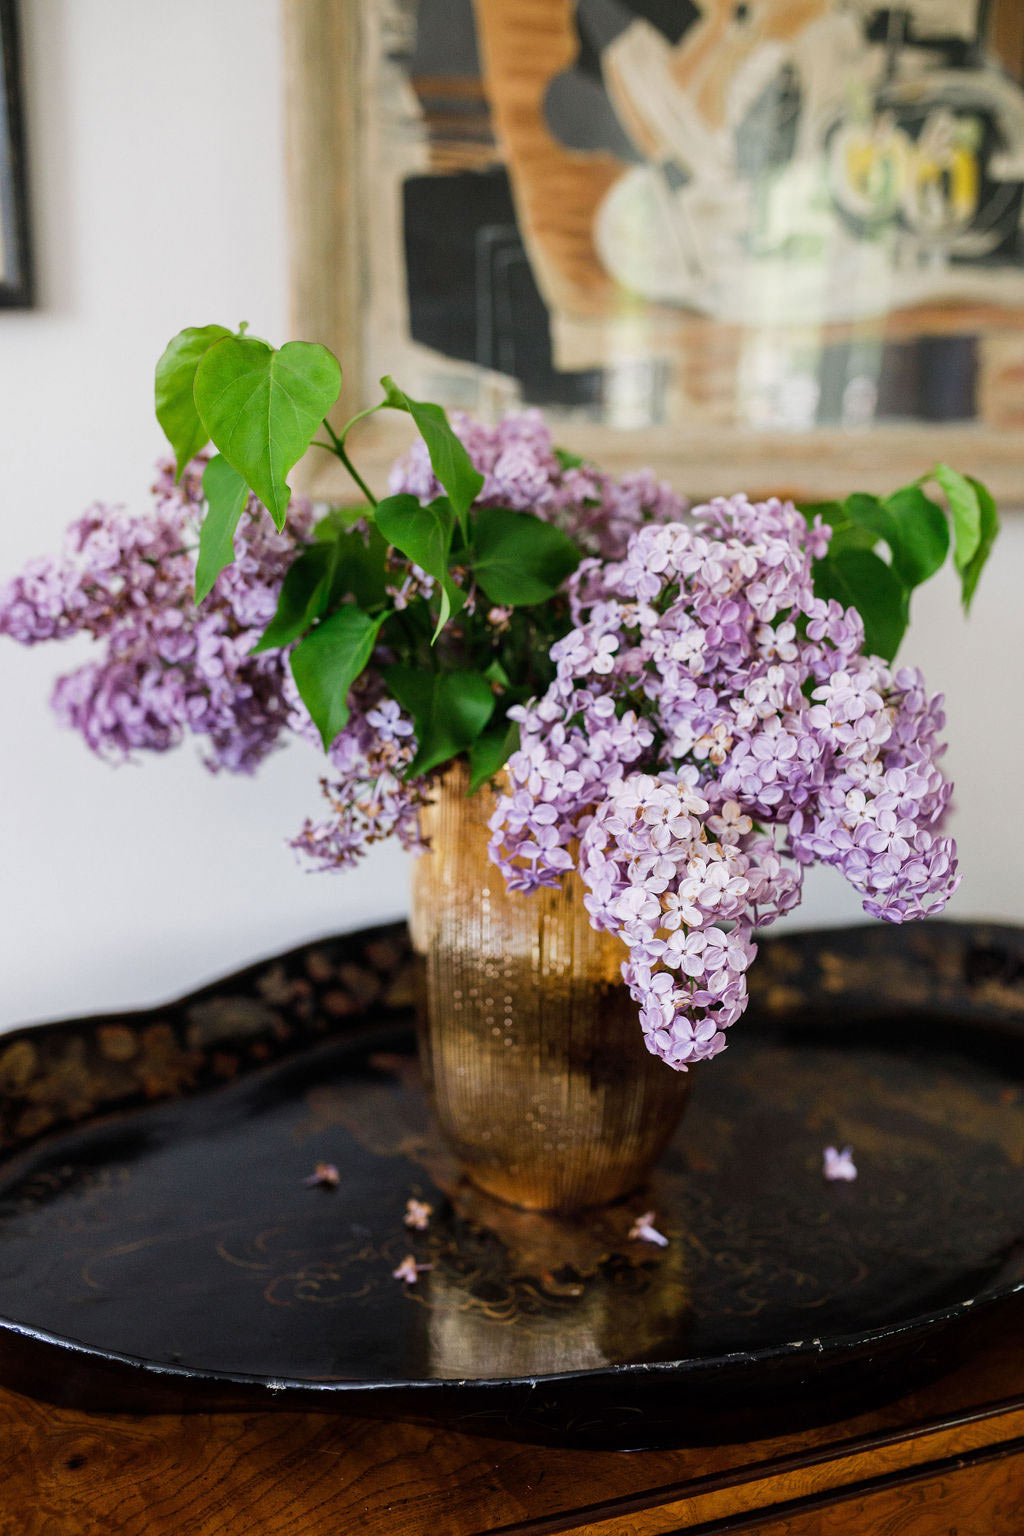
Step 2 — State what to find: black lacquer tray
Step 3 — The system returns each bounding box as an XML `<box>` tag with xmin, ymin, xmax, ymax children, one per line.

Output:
<box><xmin>0</xmin><ymin>921</ymin><xmax>1021</xmax><ymax>1450</ymax></box>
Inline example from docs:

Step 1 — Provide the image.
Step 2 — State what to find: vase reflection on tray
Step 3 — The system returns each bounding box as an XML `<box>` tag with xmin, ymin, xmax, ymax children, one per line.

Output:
<box><xmin>396</xmin><ymin>1147</ymin><xmax>693</xmax><ymax>1378</ymax></box>
<box><xmin>412</xmin><ymin>763</ymin><xmax>692</xmax><ymax>1213</ymax></box>
<box><xmin>419</xmin><ymin>1197</ymin><xmax>692</xmax><ymax>1379</ymax></box>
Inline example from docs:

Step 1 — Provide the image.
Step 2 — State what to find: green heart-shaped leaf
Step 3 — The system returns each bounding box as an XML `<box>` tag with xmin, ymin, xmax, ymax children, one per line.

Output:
<box><xmin>375</xmin><ymin>493</ymin><xmax>464</xmax><ymax>639</ymax></box>
<box><xmin>313</xmin><ymin>506</ymin><xmax>378</xmax><ymax>539</ymax></box>
<box><xmin>883</xmin><ymin>486</ymin><xmax>949</xmax><ymax>589</ymax></box>
<box><xmin>960</xmin><ymin>477</ymin><xmax>999</xmax><ymax>611</ymax></box>
<box><xmin>844</xmin><ymin>492</ymin><xmax>900</xmax><ymax>551</ymax></box>
<box><xmin>385</xmin><ymin>666</ymin><xmax>495</xmax><ymax>778</ymax></box>
<box><xmin>251</xmin><ymin>543</ymin><xmax>335</xmax><ymax>653</ymax></box>
<box><xmin>815</xmin><ymin>548</ymin><xmax>908</xmax><ymax>662</ymax></box>
<box><xmin>933</xmin><ymin>463</ymin><xmax>981</xmax><ymax>573</ymax></box>
<box><xmin>327</xmin><ymin>525</ymin><xmax>390</xmax><ymax>611</ymax></box>
<box><xmin>380</xmin><ymin>376</ymin><xmax>483</xmax><ymax>535</ymax></box>
<box><xmin>473</xmin><ymin>507</ymin><xmax>581</xmax><ymax>606</ymax></box>
<box><xmin>195</xmin><ymin>337</ymin><xmax>342</xmax><ymax>529</ymax></box>
<box><xmin>798</xmin><ymin>501</ymin><xmax>876</xmax><ymax>557</ymax></box>
<box><xmin>155</xmin><ymin>324</ymin><xmax>231</xmax><ymax>479</ymax></box>
<box><xmin>195</xmin><ymin>455</ymin><xmax>249</xmax><ymax>603</ymax></box>
<box><xmin>468</xmin><ymin>720</ymin><xmax>519</xmax><ymax>793</ymax></box>
<box><xmin>290</xmin><ymin>605</ymin><xmax>384</xmax><ymax>750</ymax></box>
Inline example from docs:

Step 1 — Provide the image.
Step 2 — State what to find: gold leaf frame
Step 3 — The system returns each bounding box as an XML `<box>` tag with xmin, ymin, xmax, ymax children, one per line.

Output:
<box><xmin>285</xmin><ymin>0</ymin><xmax>1024</xmax><ymax>503</ymax></box>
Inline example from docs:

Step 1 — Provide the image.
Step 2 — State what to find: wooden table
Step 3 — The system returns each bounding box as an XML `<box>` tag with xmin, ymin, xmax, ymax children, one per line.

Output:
<box><xmin>4</xmin><ymin>1302</ymin><xmax>1021</xmax><ymax>1536</ymax></box>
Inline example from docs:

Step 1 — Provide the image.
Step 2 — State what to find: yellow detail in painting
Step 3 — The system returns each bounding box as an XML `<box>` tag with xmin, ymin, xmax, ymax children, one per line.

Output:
<box><xmin>831</xmin><ymin>110</ymin><xmax>981</xmax><ymax>234</ymax></box>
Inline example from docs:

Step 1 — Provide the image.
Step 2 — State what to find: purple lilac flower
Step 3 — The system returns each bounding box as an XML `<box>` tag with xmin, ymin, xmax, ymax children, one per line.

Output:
<box><xmin>489</xmin><ymin>494</ymin><xmax>959</xmax><ymax>1070</ymax></box>
<box><xmin>286</xmin><ymin>673</ymin><xmax>426</xmax><ymax>870</ymax></box>
<box><xmin>404</xmin><ymin>1198</ymin><xmax>433</xmax><ymax>1231</ymax></box>
<box><xmin>392</xmin><ymin>1255</ymin><xmax>433</xmax><ymax>1284</ymax></box>
<box><xmin>1</xmin><ymin>456</ymin><xmax>313</xmax><ymax>774</ymax></box>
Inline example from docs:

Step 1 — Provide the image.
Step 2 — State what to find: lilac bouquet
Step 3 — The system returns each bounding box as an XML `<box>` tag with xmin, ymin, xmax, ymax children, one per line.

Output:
<box><xmin>1</xmin><ymin>322</ymin><xmax>998</xmax><ymax>1072</ymax></box>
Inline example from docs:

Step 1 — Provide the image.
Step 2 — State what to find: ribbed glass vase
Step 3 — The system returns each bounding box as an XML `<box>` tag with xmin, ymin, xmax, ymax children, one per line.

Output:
<box><xmin>411</xmin><ymin>764</ymin><xmax>691</xmax><ymax>1212</ymax></box>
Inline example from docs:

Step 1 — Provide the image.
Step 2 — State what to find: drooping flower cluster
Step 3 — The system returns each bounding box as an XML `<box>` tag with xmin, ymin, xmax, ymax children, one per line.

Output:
<box><xmin>389</xmin><ymin>408</ymin><xmax>687</xmax><ymax>560</ymax></box>
<box><xmin>286</xmin><ymin>678</ymin><xmax>427</xmax><ymax>866</ymax></box>
<box><xmin>0</xmin><ymin>457</ymin><xmax>314</xmax><ymax>773</ymax></box>
<box><xmin>488</xmin><ymin>495</ymin><xmax>959</xmax><ymax>1070</ymax></box>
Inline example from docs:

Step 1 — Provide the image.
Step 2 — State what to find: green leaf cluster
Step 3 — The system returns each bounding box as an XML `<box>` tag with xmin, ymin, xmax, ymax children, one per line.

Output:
<box><xmin>802</xmin><ymin>464</ymin><xmax>998</xmax><ymax>662</ymax></box>
<box><xmin>264</xmin><ymin>469</ymin><xmax>579</xmax><ymax>770</ymax></box>
<box><xmin>155</xmin><ymin>326</ymin><xmax>583</xmax><ymax>776</ymax></box>
<box><xmin>262</xmin><ymin>375</ymin><xmax>581</xmax><ymax>771</ymax></box>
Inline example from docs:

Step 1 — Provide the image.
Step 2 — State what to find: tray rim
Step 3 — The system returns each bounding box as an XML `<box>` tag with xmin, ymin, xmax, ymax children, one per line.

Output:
<box><xmin>0</xmin><ymin>1276</ymin><xmax>1021</xmax><ymax>1401</ymax></box>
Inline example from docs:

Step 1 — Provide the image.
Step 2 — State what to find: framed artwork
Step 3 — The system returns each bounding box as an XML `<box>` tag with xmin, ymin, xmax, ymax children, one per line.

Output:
<box><xmin>287</xmin><ymin>0</ymin><xmax>1024</xmax><ymax>499</ymax></box>
<box><xmin>0</xmin><ymin>0</ymin><xmax>30</xmax><ymax>308</ymax></box>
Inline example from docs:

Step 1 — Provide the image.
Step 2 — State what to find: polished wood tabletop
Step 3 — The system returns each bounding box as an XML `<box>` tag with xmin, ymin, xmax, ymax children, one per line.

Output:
<box><xmin>3</xmin><ymin>1301</ymin><xmax>1021</xmax><ymax>1536</ymax></box>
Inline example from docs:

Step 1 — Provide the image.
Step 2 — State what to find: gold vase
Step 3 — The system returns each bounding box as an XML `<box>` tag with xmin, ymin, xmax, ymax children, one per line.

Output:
<box><xmin>411</xmin><ymin>764</ymin><xmax>691</xmax><ymax>1212</ymax></box>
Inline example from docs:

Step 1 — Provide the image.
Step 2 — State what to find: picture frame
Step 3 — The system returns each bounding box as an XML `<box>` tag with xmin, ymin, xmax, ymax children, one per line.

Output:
<box><xmin>0</xmin><ymin>0</ymin><xmax>31</xmax><ymax>309</ymax></box>
<box><xmin>286</xmin><ymin>0</ymin><xmax>1024</xmax><ymax>501</ymax></box>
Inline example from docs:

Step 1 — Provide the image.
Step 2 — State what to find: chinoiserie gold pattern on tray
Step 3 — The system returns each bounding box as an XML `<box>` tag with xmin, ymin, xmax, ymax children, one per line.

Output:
<box><xmin>412</xmin><ymin>763</ymin><xmax>691</xmax><ymax>1210</ymax></box>
<box><xmin>0</xmin><ymin>921</ymin><xmax>1019</xmax><ymax>1441</ymax></box>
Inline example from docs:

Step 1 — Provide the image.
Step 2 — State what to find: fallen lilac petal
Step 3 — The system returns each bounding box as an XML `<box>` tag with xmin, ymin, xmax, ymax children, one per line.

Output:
<box><xmin>629</xmin><ymin>1210</ymin><xmax>669</xmax><ymax>1246</ymax></box>
<box><xmin>392</xmin><ymin>1254</ymin><xmax>434</xmax><ymax>1284</ymax></box>
<box><xmin>303</xmin><ymin>1161</ymin><xmax>340</xmax><ymax>1189</ymax></box>
<box><xmin>404</xmin><ymin>1198</ymin><xmax>434</xmax><ymax>1231</ymax></box>
<box><xmin>823</xmin><ymin>1145</ymin><xmax>857</xmax><ymax>1182</ymax></box>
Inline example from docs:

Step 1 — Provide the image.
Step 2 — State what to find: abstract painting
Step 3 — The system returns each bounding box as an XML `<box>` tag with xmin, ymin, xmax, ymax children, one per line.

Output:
<box><xmin>288</xmin><ymin>0</ymin><xmax>1024</xmax><ymax>497</ymax></box>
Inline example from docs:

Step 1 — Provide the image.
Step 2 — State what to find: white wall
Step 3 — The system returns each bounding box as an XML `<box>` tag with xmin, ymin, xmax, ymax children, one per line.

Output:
<box><xmin>0</xmin><ymin>0</ymin><xmax>410</xmax><ymax>1031</ymax></box>
<box><xmin>0</xmin><ymin>0</ymin><xmax>1020</xmax><ymax>1031</ymax></box>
